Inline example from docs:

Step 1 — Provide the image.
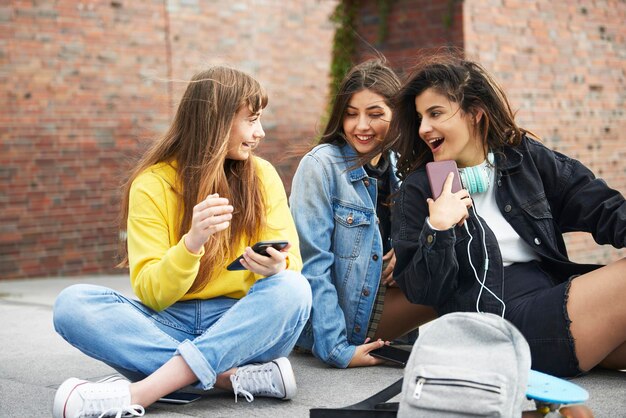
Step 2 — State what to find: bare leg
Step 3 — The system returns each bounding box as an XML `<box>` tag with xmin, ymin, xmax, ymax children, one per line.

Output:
<box><xmin>215</xmin><ymin>368</ymin><xmax>237</xmax><ymax>390</ymax></box>
<box><xmin>567</xmin><ymin>258</ymin><xmax>626</xmax><ymax>371</ymax></box>
<box><xmin>129</xmin><ymin>356</ymin><xmax>196</xmax><ymax>407</ymax></box>
<box><xmin>599</xmin><ymin>340</ymin><xmax>626</xmax><ymax>370</ymax></box>
<box><xmin>129</xmin><ymin>356</ymin><xmax>238</xmax><ymax>407</ymax></box>
<box><xmin>373</xmin><ymin>287</ymin><xmax>437</xmax><ymax>341</ymax></box>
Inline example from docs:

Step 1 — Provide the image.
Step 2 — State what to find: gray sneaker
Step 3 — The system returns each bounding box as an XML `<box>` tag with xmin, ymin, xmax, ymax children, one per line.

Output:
<box><xmin>230</xmin><ymin>357</ymin><xmax>297</xmax><ymax>402</ymax></box>
<box><xmin>52</xmin><ymin>375</ymin><xmax>145</xmax><ymax>418</ymax></box>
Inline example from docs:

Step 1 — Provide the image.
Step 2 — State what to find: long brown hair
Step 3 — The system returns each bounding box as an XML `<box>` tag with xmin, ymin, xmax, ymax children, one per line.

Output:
<box><xmin>118</xmin><ymin>66</ymin><xmax>268</xmax><ymax>292</ymax></box>
<box><xmin>387</xmin><ymin>53</ymin><xmax>532</xmax><ymax>180</ymax></box>
<box><xmin>283</xmin><ymin>58</ymin><xmax>400</xmax><ymax>164</ymax></box>
<box><xmin>319</xmin><ymin>58</ymin><xmax>401</xmax><ymax>148</ymax></box>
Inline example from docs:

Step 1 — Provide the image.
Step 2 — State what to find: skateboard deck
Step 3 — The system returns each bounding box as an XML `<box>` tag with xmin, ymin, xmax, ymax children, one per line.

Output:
<box><xmin>526</xmin><ymin>369</ymin><xmax>589</xmax><ymax>404</ymax></box>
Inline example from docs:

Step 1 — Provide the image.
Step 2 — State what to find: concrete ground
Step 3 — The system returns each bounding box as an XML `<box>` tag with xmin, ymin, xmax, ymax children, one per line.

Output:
<box><xmin>0</xmin><ymin>275</ymin><xmax>624</xmax><ymax>417</ymax></box>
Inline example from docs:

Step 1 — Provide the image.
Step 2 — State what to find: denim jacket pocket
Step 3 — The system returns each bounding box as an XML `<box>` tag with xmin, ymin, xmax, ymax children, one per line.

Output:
<box><xmin>521</xmin><ymin>193</ymin><xmax>552</xmax><ymax>219</ymax></box>
<box><xmin>520</xmin><ymin>194</ymin><xmax>558</xmax><ymax>247</ymax></box>
<box><xmin>332</xmin><ymin>201</ymin><xmax>372</xmax><ymax>259</ymax></box>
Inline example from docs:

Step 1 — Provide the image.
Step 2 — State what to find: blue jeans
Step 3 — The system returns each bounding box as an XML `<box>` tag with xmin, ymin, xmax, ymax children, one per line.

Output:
<box><xmin>53</xmin><ymin>270</ymin><xmax>312</xmax><ymax>390</ymax></box>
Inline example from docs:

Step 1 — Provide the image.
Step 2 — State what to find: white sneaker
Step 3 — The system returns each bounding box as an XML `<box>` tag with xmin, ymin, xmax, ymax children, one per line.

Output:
<box><xmin>229</xmin><ymin>357</ymin><xmax>297</xmax><ymax>402</ymax></box>
<box><xmin>52</xmin><ymin>375</ymin><xmax>145</xmax><ymax>418</ymax></box>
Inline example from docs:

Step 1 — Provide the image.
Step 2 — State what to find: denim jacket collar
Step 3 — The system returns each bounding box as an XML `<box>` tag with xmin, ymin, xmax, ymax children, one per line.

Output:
<box><xmin>340</xmin><ymin>142</ymin><xmax>401</xmax><ymax>190</ymax></box>
<box><xmin>497</xmin><ymin>145</ymin><xmax>524</xmax><ymax>172</ymax></box>
<box><xmin>339</xmin><ymin>143</ymin><xmax>369</xmax><ymax>183</ymax></box>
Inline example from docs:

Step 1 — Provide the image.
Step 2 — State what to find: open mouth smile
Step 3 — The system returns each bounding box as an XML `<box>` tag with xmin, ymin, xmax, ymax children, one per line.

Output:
<box><xmin>355</xmin><ymin>134</ymin><xmax>375</xmax><ymax>143</ymax></box>
<box><xmin>427</xmin><ymin>137</ymin><xmax>444</xmax><ymax>150</ymax></box>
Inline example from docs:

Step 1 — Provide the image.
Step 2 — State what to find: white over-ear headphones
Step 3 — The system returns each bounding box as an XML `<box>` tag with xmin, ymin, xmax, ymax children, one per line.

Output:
<box><xmin>458</xmin><ymin>152</ymin><xmax>494</xmax><ymax>195</ymax></box>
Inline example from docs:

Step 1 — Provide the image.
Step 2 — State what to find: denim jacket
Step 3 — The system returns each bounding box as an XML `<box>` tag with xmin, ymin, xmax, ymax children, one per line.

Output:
<box><xmin>289</xmin><ymin>143</ymin><xmax>400</xmax><ymax>368</ymax></box>
<box><xmin>393</xmin><ymin>136</ymin><xmax>626</xmax><ymax>316</ymax></box>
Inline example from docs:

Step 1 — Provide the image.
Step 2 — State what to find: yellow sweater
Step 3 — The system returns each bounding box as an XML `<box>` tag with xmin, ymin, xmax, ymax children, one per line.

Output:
<box><xmin>127</xmin><ymin>157</ymin><xmax>302</xmax><ymax>311</ymax></box>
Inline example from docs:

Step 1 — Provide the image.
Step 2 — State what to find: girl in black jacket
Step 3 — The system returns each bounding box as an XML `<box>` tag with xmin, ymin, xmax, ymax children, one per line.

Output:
<box><xmin>388</xmin><ymin>54</ymin><xmax>626</xmax><ymax>377</ymax></box>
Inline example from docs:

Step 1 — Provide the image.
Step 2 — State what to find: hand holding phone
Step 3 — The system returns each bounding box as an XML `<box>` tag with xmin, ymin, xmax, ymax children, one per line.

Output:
<box><xmin>425</xmin><ymin>160</ymin><xmax>462</xmax><ymax>200</ymax></box>
<box><xmin>370</xmin><ymin>345</ymin><xmax>411</xmax><ymax>367</ymax></box>
<box><xmin>425</xmin><ymin>160</ymin><xmax>472</xmax><ymax>229</ymax></box>
<box><xmin>226</xmin><ymin>240</ymin><xmax>289</xmax><ymax>271</ymax></box>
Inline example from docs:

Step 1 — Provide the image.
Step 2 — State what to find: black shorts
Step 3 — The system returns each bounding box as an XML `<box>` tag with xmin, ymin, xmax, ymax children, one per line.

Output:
<box><xmin>502</xmin><ymin>261</ymin><xmax>581</xmax><ymax>377</ymax></box>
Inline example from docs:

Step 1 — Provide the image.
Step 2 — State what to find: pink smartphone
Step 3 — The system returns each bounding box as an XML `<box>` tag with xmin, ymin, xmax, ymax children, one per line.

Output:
<box><xmin>425</xmin><ymin>160</ymin><xmax>462</xmax><ymax>199</ymax></box>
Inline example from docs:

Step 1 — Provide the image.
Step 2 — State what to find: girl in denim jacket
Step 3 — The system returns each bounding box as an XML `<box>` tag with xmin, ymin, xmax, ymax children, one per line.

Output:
<box><xmin>290</xmin><ymin>60</ymin><xmax>437</xmax><ymax>368</ymax></box>
<box><xmin>52</xmin><ymin>67</ymin><xmax>312</xmax><ymax>417</ymax></box>
<box><xmin>388</xmin><ymin>54</ymin><xmax>626</xmax><ymax>377</ymax></box>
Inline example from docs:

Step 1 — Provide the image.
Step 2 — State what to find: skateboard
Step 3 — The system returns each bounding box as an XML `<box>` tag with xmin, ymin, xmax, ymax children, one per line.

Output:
<box><xmin>524</xmin><ymin>370</ymin><xmax>593</xmax><ymax>417</ymax></box>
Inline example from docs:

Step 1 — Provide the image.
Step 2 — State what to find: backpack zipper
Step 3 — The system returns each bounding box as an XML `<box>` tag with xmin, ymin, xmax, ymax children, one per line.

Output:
<box><xmin>413</xmin><ymin>377</ymin><xmax>427</xmax><ymax>399</ymax></box>
<box><xmin>413</xmin><ymin>376</ymin><xmax>501</xmax><ymax>400</ymax></box>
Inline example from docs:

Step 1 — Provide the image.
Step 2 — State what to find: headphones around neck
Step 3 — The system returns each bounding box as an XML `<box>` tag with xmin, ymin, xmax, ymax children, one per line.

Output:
<box><xmin>459</xmin><ymin>153</ymin><xmax>494</xmax><ymax>195</ymax></box>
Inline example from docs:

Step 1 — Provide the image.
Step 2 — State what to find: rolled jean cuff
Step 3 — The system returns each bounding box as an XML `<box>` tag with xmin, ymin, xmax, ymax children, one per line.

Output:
<box><xmin>176</xmin><ymin>339</ymin><xmax>216</xmax><ymax>390</ymax></box>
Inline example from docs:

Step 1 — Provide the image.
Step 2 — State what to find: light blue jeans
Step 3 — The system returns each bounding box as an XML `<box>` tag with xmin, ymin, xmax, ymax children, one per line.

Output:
<box><xmin>53</xmin><ymin>270</ymin><xmax>312</xmax><ymax>390</ymax></box>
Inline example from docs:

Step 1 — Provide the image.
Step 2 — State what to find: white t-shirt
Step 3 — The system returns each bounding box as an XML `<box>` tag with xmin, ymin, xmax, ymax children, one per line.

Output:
<box><xmin>465</xmin><ymin>159</ymin><xmax>539</xmax><ymax>267</ymax></box>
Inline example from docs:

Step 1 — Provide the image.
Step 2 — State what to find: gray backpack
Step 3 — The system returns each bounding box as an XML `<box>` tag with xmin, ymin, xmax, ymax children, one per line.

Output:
<box><xmin>398</xmin><ymin>312</ymin><xmax>531</xmax><ymax>417</ymax></box>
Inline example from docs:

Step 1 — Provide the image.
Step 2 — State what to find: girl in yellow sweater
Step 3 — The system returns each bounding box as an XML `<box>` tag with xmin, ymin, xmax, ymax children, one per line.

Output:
<box><xmin>52</xmin><ymin>67</ymin><xmax>312</xmax><ymax>418</ymax></box>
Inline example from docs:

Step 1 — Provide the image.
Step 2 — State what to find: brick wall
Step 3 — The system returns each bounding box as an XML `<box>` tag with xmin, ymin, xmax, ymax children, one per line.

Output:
<box><xmin>353</xmin><ymin>0</ymin><xmax>464</xmax><ymax>70</ymax></box>
<box><xmin>1</xmin><ymin>0</ymin><xmax>338</xmax><ymax>279</ymax></box>
<box><xmin>463</xmin><ymin>0</ymin><xmax>625</xmax><ymax>264</ymax></box>
<box><xmin>352</xmin><ymin>0</ymin><xmax>625</xmax><ymax>265</ymax></box>
<box><xmin>3</xmin><ymin>0</ymin><xmax>623</xmax><ymax>279</ymax></box>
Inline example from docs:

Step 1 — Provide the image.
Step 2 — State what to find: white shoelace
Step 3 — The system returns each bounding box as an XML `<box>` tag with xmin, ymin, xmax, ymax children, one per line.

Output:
<box><xmin>230</xmin><ymin>367</ymin><xmax>278</xmax><ymax>403</ymax></box>
<box><xmin>95</xmin><ymin>405</ymin><xmax>145</xmax><ymax>418</ymax></box>
<box><xmin>75</xmin><ymin>382</ymin><xmax>145</xmax><ymax>418</ymax></box>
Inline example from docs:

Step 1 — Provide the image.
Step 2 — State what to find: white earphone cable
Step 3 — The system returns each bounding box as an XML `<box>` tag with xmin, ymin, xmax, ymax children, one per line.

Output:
<box><xmin>465</xmin><ymin>203</ymin><xmax>506</xmax><ymax>317</ymax></box>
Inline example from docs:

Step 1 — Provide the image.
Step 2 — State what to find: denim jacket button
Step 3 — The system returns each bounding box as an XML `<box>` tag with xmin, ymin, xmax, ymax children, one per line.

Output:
<box><xmin>504</xmin><ymin>204</ymin><xmax>512</xmax><ymax>213</ymax></box>
<box><xmin>534</xmin><ymin>237</ymin><xmax>541</xmax><ymax>245</ymax></box>
<box><xmin>497</xmin><ymin>179</ymin><xmax>502</xmax><ymax>186</ymax></box>
<box><xmin>347</xmin><ymin>215</ymin><xmax>354</xmax><ymax>224</ymax></box>
<box><xmin>364</xmin><ymin>179</ymin><xmax>370</xmax><ymax>187</ymax></box>
<box><xmin>372</xmin><ymin>254</ymin><xmax>379</xmax><ymax>261</ymax></box>
<box><xmin>427</xmin><ymin>234</ymin><xmax>434</xmax><ymax>244</ymax></box>
<box><xmin>362</xmin><ymin>288</ymin><xmax>370</xmax><ymax>297</ymax></box>
<box><xmin>354</xmin><ymin>325</ymin><xmax>361</xmax><ymax>333</ymax></box>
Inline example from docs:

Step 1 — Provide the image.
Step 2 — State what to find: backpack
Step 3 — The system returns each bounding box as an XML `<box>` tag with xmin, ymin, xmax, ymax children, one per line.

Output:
<box><xmin>398</xmin><ymin>312</ymin><xmax>531</xmax><ymax>417</ymax></box>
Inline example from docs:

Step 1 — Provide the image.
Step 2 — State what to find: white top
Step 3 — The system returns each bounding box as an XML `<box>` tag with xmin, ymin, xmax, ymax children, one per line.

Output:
<box><xmin>469</xmin><ymin>159</ymin><xmax>539</xmax><ymax>267</ymax></box>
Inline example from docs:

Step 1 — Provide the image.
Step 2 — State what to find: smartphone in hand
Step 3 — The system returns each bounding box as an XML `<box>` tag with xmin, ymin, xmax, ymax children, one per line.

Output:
<box><xmin>370</xmin><ymin>345</ymin><xmax>411</xmax><ymax>367</ymax></box>
<box><xmin>425</xmin><ymin>160</ymin><xmax>462</xmax><ymax>199</ymax></box>
<box><xmin>226</xmin><ymin>240</ymin><xmax>289</xmax><ymax>271</ymax></box>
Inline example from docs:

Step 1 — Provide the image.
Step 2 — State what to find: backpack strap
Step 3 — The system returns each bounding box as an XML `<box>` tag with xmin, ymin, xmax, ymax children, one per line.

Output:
<box><xmin>309</xmin><ymin>378</ymin><xmax>403</xmax><ymax>417</ymax></box>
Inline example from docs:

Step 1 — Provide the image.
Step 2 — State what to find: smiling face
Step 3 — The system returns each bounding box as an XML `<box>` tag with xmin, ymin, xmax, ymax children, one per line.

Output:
<box><xmin>226</xmin><ymin>105</ymin><xmax>265</xmax><ymax>161</ymax></box>
<box><xmin>415</xmin><ymin>88</ymin><xmax>485</xmax><ymax>168</ymax></box>
<box><xmin>342</xmin><ymin>89</ymin><xmax>392</xmax><ymax>158</ymax></box>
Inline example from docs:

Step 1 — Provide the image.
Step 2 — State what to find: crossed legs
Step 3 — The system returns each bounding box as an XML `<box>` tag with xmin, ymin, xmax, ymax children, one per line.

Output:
<box><xmin>53</xmin><ymin>270</ymin><xmax>312</xmax><ymax>408</ymax></box>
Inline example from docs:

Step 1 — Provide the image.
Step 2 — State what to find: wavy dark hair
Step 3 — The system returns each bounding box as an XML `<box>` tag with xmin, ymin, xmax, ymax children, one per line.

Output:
<box><xmin>319</xmin><ymin>58</ymin><xmax>401</xmax><ymax>147</ymax></box>
<box><xmin>386</xmin><ymin>53</ymin><xmax>534</xmax><ymax>180</ymax></box>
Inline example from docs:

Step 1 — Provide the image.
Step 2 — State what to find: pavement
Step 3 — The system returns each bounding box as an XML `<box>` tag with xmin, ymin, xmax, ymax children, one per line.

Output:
<box><xmin>0</xmin><ymin>275</ymin><xmax>624</xmax><ymax>417</ymax></box>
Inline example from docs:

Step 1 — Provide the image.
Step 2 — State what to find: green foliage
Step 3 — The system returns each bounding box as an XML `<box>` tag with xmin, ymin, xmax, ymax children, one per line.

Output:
<box><xmin>376</xmin><ymin>0</ymin><xmax>393</xmax><ymax>44</ymax></box>
<box><xmin>443</xmin><ymin>0</ymin><xmax>463</xmax><ymax>29</ymax></box>
<box><xmin>328</xmin><ymin>0</ymin><xmax>357</xmax><ymax>105</ymax></box>
<box><xmin>326</xmin><ymin>0</ymin><xmax>394</xmax><ymax>119</ymax></box>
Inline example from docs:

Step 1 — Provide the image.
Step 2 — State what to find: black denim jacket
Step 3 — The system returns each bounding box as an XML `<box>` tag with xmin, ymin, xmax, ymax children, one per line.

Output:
<box><xmin>392</xmin><ymin>137</ymin><xmax>626</xmax><ymax>315</ymax></box>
